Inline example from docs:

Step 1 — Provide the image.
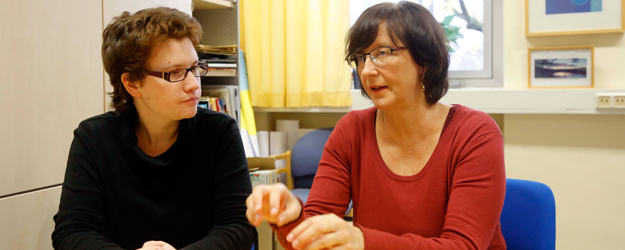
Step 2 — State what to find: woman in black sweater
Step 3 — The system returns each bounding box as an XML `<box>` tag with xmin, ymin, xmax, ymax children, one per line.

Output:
<box><xmin>52</xmin><ymin>7</ymin><xmax>255</xmax><ymax>250</ymax></box>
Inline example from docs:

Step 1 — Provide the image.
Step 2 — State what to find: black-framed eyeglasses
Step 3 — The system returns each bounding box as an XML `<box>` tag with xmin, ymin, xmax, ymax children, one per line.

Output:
<box><xmin>145</xmin><ymin>64</ymin><xmax>210</xmax><ymax>83</ymax></box>
<box><xmin>346</xmin><ymin>46</ymin><xmax>408</xmax><ymax>69</ymax></box>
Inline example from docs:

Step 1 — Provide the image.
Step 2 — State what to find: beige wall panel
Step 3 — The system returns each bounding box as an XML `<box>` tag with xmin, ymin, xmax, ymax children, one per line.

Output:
<box><xmin>504</xmin><ymin>114</ymin><xmax>625</xmax><ymax>250</ymax></box>
<box><xmin>0</xmin><ymin>1</ymin><xmax>103</xmax><ymax>196</ymax></box>
<box><xmin>0</xmin><ymin>186</ymin><xmax>61</xmax><ymax>250</ymax></box>
<box><xmin>102</xmin><ymin>0</ymin><xmax>193</xmax><ymax>111</ymax></box>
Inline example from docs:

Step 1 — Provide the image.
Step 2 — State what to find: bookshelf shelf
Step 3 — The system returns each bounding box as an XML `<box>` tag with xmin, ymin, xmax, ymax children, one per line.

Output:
<box><xmin>193</xmin><ymin>0</ymin><xmax>233</xmax><ymax>10</ymax></box>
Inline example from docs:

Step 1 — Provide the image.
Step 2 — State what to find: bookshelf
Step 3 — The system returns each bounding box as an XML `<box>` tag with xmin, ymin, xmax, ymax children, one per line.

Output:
<box><xmin>192</xmin><ymin>0</ymin><xmax>241</xmax><ymax>123</ymax></box>
<box><xmin>193</xmin><ymin>0</ymin><xmax>233</xmax><ymax>10</ymax></box>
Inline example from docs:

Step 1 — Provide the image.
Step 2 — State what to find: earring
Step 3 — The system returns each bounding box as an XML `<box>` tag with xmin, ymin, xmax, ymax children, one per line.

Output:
<box><xmin>421</xmin><ymin>74</ymin><xmax>426</xmax><ymax>90</ymax></box>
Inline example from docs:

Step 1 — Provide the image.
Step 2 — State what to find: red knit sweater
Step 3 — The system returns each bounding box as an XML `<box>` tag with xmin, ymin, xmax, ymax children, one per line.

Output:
<box><xmin>276</xmin><ymin>105</ymin><xmax>506</xmax><ymax>249</ymax></box>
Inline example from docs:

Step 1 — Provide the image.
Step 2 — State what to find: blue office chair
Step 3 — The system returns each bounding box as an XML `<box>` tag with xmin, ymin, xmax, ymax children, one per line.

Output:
<box><xmin>290</xmin><ymin>128</ymin><xmax>352</xmax><ymax>216</ymax></box>
<box><xmin>290</xmin><ymin>128</ymin><xmax>333</xmax><ymax>201</ymax></box>
<box><xmin>500</xmin><ymin>178</ymin><xmax>556</xmax><ymax>250</ymax></box>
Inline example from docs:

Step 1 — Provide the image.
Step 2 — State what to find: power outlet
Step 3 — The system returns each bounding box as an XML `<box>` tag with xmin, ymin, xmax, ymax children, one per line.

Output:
<box><xmin>614</xmin><ymin>95</ymin><xmax>625</xmax><ymax>108</ymax></box>
<box><xmin>597</xmin><ymin>95</ymin><xmax>612</xmax><ymax>108</ymax></box>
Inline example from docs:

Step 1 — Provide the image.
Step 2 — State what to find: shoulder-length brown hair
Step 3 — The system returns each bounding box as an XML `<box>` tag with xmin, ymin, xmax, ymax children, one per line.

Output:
<box><xmin>346</xmin><ymin>1</ymin><xmax>449</xmax><ymax>104</ymax></box>
<box><xmin>102</xmin><ymin>7</ymin><xmax>203</xmax><ymax>113</ymax></box>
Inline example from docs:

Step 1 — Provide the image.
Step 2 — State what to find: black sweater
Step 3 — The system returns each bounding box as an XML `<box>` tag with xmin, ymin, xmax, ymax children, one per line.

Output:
<box><xmin>52</xmin><ymin>108</ymin><xmax>256</xmax><ymax>250</ymax></box>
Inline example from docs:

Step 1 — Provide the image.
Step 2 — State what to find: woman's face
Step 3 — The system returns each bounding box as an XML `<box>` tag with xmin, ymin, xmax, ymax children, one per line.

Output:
<box><xmin>358</xmin><ymin>22</ymin><xmax>425</xmax><ymax>111</ymax></box>
<box><xmin>133</xmin><ymin>37</ymin><xmax>201</xmax><ymax>122</ymax></box>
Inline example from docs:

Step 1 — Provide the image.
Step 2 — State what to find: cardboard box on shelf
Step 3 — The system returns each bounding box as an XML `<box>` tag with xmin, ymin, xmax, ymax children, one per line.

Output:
<box><xmin>247</xmin><ymin>157</ymin><xmax>280</xmax><ymax>170</ymax></box>
<box><xmin>248</xmin><ymin>156</ymin><xmax>278</xmax><ymax>188</ymax></box>
<box><xmin>250</xmin><ymin>170</ymin><xmax>277</xmax><ymax>188</ymax></box>
<box><xmin>247</xmin><ymin>156</ymin><xmax>288</xmax><ymax>250</ymax></box>
<box><xmin>247</xmin><ymin>152</ymin><xmax>292</xmax><ymax>189</ymax></box>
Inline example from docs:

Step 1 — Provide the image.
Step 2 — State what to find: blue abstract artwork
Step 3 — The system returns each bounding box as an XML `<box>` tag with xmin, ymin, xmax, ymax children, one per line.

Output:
<box><xmin>546</xmin><ymin>0</ymin><xmax>602</xmax><ymax>15</ymax></box>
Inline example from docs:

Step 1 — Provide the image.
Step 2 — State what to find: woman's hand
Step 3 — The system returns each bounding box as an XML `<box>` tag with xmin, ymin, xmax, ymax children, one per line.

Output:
<box><xmin>286</xmin><ymin>214</ymin><xmax>364</xmax><ymax>250</ymax></box>
<box><xmin>246</xmin><ymin>183</ymin><xmax>302</xmax><ymax>227</ymax></box>
<box><xmin>137</xmin><ymin>241</ymin><xmax>176</xmax><ymax>250</ymax></box>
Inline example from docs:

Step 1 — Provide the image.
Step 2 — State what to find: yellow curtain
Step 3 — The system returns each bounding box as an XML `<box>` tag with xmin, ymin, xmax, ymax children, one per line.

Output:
<box><xmin>241</xmin><ymin>0</ymin><xmax>352</xmax><ymax>107</ymax></box>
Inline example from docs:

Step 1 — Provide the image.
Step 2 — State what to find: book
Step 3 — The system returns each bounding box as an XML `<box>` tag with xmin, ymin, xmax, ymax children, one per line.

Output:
<box><xmin>207</xmin><ymin>63</ymin><xmax>237</xmax><ymax>68</ymax></box>
<box><xmin>195</xmin><ymin>44</ymin><xmax>237</xmax><ymax>55</ymax></box>
<box><xmin>205</xmin><ymin>68</ymin><xmax>236</xmax><ymax>77</ymax></box>
<box><xmin>201</xmin><ymin>85</ymin><xmax>240</xmax><ymax>123</ymax></box>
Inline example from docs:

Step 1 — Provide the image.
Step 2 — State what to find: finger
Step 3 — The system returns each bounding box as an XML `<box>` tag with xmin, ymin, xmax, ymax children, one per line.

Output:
<box><xmin>157</xmin><ymin>241</ymin><xmax>175</xmax><ymax>250</ymax></box>
<box><xmin>302</xmin><ymin>231</ymin><xmax>345</xmax><ymax>250</ymax></box>
<box><xmin>143</xmin><ymin>241</ymin><xmax>164</xmax><ymax>247</ymax></box>
<box><xmin>268</xmin><ymin>185</ymin><xmax>287</xmax><ymax>216</ymax></box>
<box><xmin>251</xmin><ymin>186</ymin><xmax>270</xmax><ymax>225</ymax></box>
<box><xmin>291</xmin><ymin>225</ymin><xmax>327</xmax><ymax>250</ymax></box>
<box><xmin>277</xmin><ymin>192</ymin><xmax>302</xmax><ymax>227</ymax></box>
<box><xmin>288</xmin><ymin>215</ymin><xmax>341</xmax><ymax>248</ymax></box>
<box><xmin>327</xmin><ymin>244</ymin><xmax>350</xmax><ymax>250</ymax></box>
<box><xmin>151</xmin><ymin>241</ymin><xmax>168</xmax><ymax>246</ymax></box>
<box><xmin>139</xmin><ymin>247</ymin><xmax>164</xmax><ymax>250</ymax></box>
<box><xmin>289</xmin><ymin>214</ymin><xmax>338</xmax><ymax>240</ymax></box>
<box><xmin>251</xmin><ymin>185</ymin><xmax>269</xmax><ymax>213</ymax></box>
<box><xmin>245</xmin><ymin>195</ymin><xmax>259</xmax><ymax>226</ymax></box>
<box><xmin>287</xmin><ymin>216</ymin><xmax>312</xmax><ymax>243</ymax></box>
<box><xmin>163</xmin><ymin>245</ymin><xmax>176</xmax><ymax>250</ymax></box>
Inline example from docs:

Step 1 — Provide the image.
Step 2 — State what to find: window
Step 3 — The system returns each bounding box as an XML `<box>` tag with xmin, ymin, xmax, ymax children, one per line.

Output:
<box><xmin>350</xmin><ymin>0</ymin><xmax>503</xmax><ymax>88</ymax></box>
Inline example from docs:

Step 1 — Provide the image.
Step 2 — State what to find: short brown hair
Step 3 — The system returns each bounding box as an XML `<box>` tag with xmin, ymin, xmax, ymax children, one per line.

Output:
<box><xmin>346</xmin><ymin>1</ymin><xmax>449</xmax><ymax>105</ymax></box>
<box><xmin>102</xmin><ymin>7</ymin><xmax>203</xmax><ymax>113</ymax></box>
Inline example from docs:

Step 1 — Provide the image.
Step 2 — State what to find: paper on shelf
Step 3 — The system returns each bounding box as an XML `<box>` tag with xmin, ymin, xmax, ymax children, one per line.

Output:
<box><xmin>258</xmin><ymin>131</ymin><xmax>269</xmax><ymax>157</ymax></box>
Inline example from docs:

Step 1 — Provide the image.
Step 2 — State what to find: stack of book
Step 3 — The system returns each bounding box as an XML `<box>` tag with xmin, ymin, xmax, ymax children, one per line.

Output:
<box><xmin>195</xmin><ymin>44</ymin><xmax>237</xmax><ymax>55</ymax></box>
<box><xmin>204</xmin><ymin>62</ymin><xmax>237</xmax><ymax>77</ymax></box>
<box><xmin>195</xmin><ymin>45</ymin><xmax>237</xmax><ymax>77</ymax></box>
<box><xmin>199</xmin><ymin>85</ymin><xmax>240</xmax><ymax>123</ymax></box>
<box><xmin>199</xmin><ymin>96</ymin><xmax>226</xmax><ymax>112</ymax></box>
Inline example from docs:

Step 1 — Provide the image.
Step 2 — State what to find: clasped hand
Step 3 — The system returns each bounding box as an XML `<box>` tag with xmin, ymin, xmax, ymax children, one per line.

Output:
<box><xmin>137</xmin><ymin>240</ymin><xmax>175</xmax><ymax>250</ymax></box>
<box><xmin>246</xmin><ymin>183</ymin><xmax>364</xmax><ymax>250</ymax></box>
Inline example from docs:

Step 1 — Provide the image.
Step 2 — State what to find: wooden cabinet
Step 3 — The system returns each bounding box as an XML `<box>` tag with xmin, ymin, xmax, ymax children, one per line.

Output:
<box><xmin>0</xmin><ymin>0</ymin><xmax>102</xmax><ymax>249</ymax></box>
<box><xmin>0</xmin><ymin>0</ymin><xmax>103</xmax><ymax>197</ymax></box>
<box><xmin>0</xmin><ymin>1</ymin><xmax>240</xmax><ymax>248</ymax></box>
<box><xmin>0</xmin><ymin>0</ymin><xmax>194</xmax><ymax>249</ymax></box>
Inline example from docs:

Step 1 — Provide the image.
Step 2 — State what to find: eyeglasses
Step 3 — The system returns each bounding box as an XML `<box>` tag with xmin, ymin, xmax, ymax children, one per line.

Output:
<box><xmin>346</xmin><ymin>46</ymin><xmax>407</xmax><ymax>69</ymax></box>
<box><xmin>145</xmin><ymin>64</ymin><xmax>209</xmax><ymax>83</ymax></box>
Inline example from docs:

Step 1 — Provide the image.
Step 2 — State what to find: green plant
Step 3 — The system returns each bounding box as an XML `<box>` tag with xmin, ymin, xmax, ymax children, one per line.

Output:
<box><xmin>440</xmin><ymin>15</ymin><xmax>463</xmax><ymax>53</ymax></box>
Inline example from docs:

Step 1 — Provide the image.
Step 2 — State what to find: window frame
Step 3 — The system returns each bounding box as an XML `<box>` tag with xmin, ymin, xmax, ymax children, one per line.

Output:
<box><xmin>449</xmin><ymin>0</ymin><xmax>503</xmax><ymax>88</ymax></box>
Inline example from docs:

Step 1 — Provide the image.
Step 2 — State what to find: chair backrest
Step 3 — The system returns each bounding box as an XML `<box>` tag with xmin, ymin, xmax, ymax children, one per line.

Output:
<box><xmin>291</xmin><ymin>128</ymin><xmax>333</xmax><ymax>189</ymax></box>
<box><xmin>500</xmin><ymin>178</ymin><xmax>556</xmax><ymax>250</ymax></box>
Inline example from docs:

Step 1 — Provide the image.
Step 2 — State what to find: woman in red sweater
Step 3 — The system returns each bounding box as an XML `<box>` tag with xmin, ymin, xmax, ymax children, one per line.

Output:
<box><xmin>246</xmin><ymin>2</ymin><xmax>506</xmax><ymax>249</ymax></box>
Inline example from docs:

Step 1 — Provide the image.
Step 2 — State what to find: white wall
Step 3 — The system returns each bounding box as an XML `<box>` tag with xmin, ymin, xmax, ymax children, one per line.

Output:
<box><xmin>503</xmin><ymin>1</ymin><xmax>625</xmax><ymax>249</ymax></box>
<box><xmin>504</xmin><ymin>115</ymin><xmax>625</xmax><ymax>249</ymax></box>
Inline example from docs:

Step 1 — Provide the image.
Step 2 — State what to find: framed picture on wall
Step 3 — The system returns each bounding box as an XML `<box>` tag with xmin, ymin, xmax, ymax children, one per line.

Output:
<box><xmin>528</xmin><ymin>46</ymin><xmax>594</xmax><ymax>88</ymax></box>
<box><xmin>526</xmin><ymin>0</ymin><xmax>625</xmax><ymax>36</ymax></box>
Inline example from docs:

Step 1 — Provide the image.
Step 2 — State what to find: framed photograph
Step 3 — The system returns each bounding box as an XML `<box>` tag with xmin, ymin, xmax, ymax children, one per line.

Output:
<box><xmin>526</xmin><ymin>0</ymin><xmax>625</xmax><ymax>36</ymax></box>
<box><xmin>528</xmin><ymin>47</ymin><xmax>594</xmax><ymax>88</ymax></box>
